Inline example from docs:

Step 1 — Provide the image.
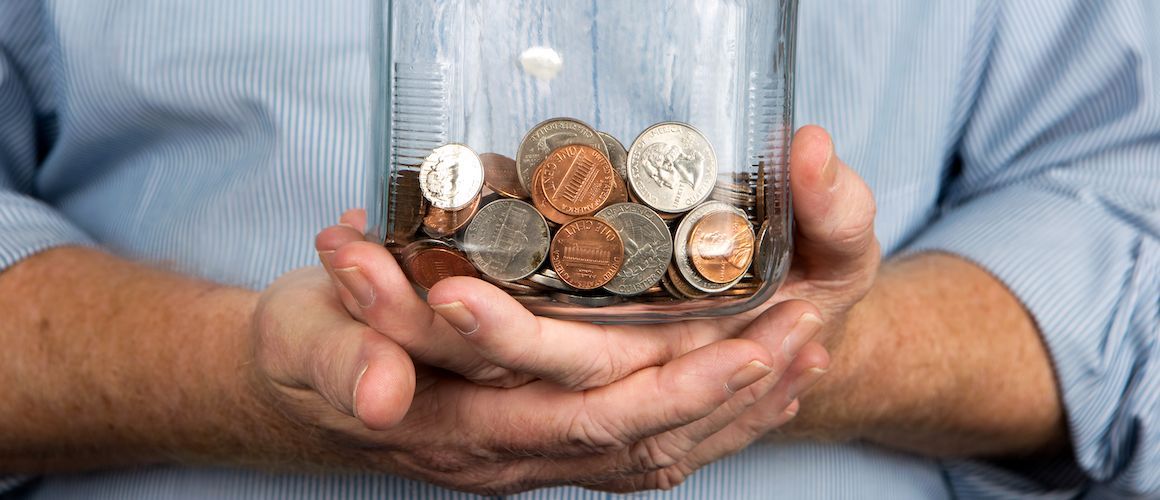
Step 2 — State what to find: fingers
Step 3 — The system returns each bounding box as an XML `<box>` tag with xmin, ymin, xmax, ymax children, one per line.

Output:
<box><xmin>789</xmin><ymin>125</ymin><xmax>880</xmax><ymax>281</ymax></box>
<box><xmin>328</xmin><ymin>240</ymin><xmax>523</xmax><ymax>386</ymax></box>
<box><xmin>339</xmin><ymin>208</ymin><xmax>368</xmax><ymax>233</ymax></box>
<box><xmin>488</xmin><ymin>338</ymin><xmax>775</xmax><ymax>457</ymax></box>
<box><xmin>315</xmin><ymin>224</ymin><xmax>371</xmax><ymax>316</ymax></box>
<box><xmin>428</xmin><ymin>278</ymin><xmax>733</xmax><ymax>390</ymax></box>
<box><xmin>322</xmin><ymin>327</ymin><xmax>418</xmax><ymax>430</ymax></box>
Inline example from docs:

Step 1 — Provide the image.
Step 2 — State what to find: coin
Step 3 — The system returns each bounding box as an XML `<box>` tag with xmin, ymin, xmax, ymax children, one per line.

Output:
<box><xmin>422</xmin><ymin>191</ymin><xmax>482</xmax><ymax>239</ymax></box>
<box><xmin>463</xmin><ymin>199</ymin><xmax>551</xmax><ymax>281</ymax></box>
<box><xmin>598</xmin><ymin>131</ymin><xmax>629</xmax><ymax>180</ymax></box>
<box><xmin>673</xmin><ymin>201</ymin><xmax>749</xmax><ymax>293</ymax></box>
<box><xmin>595</xmin><ymin>203</ymin><xmax>672</xmax><ymax>296</ymax></box>
<box><xmin>527</xmin><ymin>269</ymin><xmax>581</xmax><ymax>292</ymax></box>
<box><xmin>530</xmin><ymin>164</ymin><xmax>574</xmax><ymax>226</ymax></box>
<box><xmin>551</xmin><ymin>292</ymin><xmax>623</xmax><ymax>308</ymax></box>
<box><xmin>386</xmin><ymin>169</ymin><xmax>428</xmax><ymax>245</ymax></box>
<box><xmin>627</xmin><ymin>122</ymin><xmax>718</xmax><ymax>214</ymax></box>
<box><xmin>601</xmin><ymin>171</ymin><xmax>630</xmax><ymax>210</ymax></box>
<box><xmin>550</xmin><ymin>217</ymin><xmax>624</xmax><ymax>290</ymax></box>
<box><xmin>689</xmin><ymin>210</ymin><xmax>755</xmax><ymax>284</ymax></box>
<box><xmin>481</xmin><ymin>153</ymin><xmax>529</xmax><ymax>199</ymax></box>
<box><xmin>664</xmin><ymin>264</ymin><xmax>710</xmax><ymax>299</ymax></box>
<box><xmin>539</xmin><ymin>144</ymin><xmax>617</xmax><ymax>216</ymax></box>
<box><xmin>419</xmin><ymin>144</ymin><xmax>485</xmax><ymax>210</ymax></box>
<box><xmin>517</xmin><ymin>118</ymin><xmax>608</xmax><ymax>194</ymax></box>
<box><xmin>401</xmin><ymin>241</ymin><xmax>480</xmax><ymax>291</ymax></box>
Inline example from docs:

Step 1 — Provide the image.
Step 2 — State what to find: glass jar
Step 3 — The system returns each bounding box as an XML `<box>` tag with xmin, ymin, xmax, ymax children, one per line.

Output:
<box><xmin>368</xmin><ymin>0</ymin><xmax>798</xmax><ymax>323</ymax></box>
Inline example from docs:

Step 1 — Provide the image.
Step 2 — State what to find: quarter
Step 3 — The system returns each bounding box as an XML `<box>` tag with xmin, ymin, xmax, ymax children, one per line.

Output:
<box><xmin>595</xmin><ymin>203</ymin><xmax>672</xmax><ymax>296</ymax></box>
<box><xmin>627</xmin><ymin>122</ymin><xmax>718</xmax><ymax>214</ymax></box>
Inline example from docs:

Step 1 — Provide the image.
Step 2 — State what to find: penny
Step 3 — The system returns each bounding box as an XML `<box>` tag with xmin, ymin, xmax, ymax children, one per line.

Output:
<box><xmin>595</xmin><ymin>203</ymin><xmax>672</xmax><ymax>296</ymax></box>
<box><xmin>463</xmin><ymin>199</ymin><xmax>551</xmax><ymax>281</ymax></box>
<box><xmin>664</xmin><ymin>264</ymin><xmax>710</xmax><ymax>299</ymax></box>
<box><xmin>517</xmin><ymin>118</ymin><xmax>608</xmax><ymax>194</ymax></box>
<box><xmin>386</xmin><ymin>168</ymin><xmax>428</xmax><ymax>245</ymax></box>
<box><xmin>530</xmin><ymin>164</ymin><xmax>574</xmax><ymax>226</ymax></box>
<box><xmin>481</xmin><ymin>153</ymin><xmax>529</xmax><ymax>199</ymax></box>
<box><xmin>627</xmin><ymin>122</ymin><xmax>718</xmax><ymax>214</ymax></box>
<box><xmin>673</xmin><ymin>201</ymin><xmax>749</xmax><ymax>293</ymax></box>
<box><xmin>539</xmin><ymin>144</ymin><xmax>617</xmax><ymax>216</ymax></box>
<box><xmin>419</xmin><ymin>144</ymin><xmax>485</xmax><ymax>210</ymax></box>
<box><xmin>601</xmin><ymin>171</ymin><xmax>630</xmax><ymax>210</ymax></box>
<box><xmin>689</xmin><ymin>210</ymin><xmax>755</xmax><ymax>284</ymax></box>
<box><xmin>401</xmin><ymin>242</ymin><xmax>480</xmax><ymax>291</ymax></box>
<box><xmin>551</xmin><ymin>217</ymin><xmax>624</xmax><ymax>290</ymax></box>
<box><xmin>422</xmin><ymin>191</ymin><xmax>482</xmax><ymax>239</ymax></box>
<box><xmin>598</xmin><ymin>131</ymin><xmax>629</xmax><ymax>180</ymax></box>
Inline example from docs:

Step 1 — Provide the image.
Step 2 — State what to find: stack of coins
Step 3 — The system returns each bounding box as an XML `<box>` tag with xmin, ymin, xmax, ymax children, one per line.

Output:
<box><xmin>388</xmin><ymin>117</ymin><xmax>772</xmax><ymax>305</ymax></box>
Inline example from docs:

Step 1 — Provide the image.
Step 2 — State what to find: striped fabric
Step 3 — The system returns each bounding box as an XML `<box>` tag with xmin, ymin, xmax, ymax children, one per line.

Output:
<box><xmin>1</xmin><ymin>0</ymin><xmax>1158</xmax><ymax>498</ymax></box>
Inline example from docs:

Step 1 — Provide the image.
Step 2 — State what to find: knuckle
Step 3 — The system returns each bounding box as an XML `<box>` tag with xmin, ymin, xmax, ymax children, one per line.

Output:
<box><xmin>566</xmin><ymin>405</ymin><xmax>629</xmax><ymax>453</ymax></box>
<box><xmin>627</xmin><ymin>434</ymin><xmax>691</xmax><ymax>472</ymax></box>
<box><xmin>641</xmin><ymin>463</ymin><xmax>694</xmax><ymax>491</ymax></box>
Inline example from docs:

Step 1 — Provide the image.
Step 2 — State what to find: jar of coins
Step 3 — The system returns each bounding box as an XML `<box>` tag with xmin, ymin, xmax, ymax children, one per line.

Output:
<box><xmin>368</xmin><ymin>0</ymin><xmax>798</xmax><ymax>322</ymax></box>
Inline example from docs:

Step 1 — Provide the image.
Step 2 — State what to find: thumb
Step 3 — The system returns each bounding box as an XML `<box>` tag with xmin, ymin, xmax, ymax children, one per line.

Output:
<box><xmin>310</xmin><ymin>325</ymin><xmax>418</xmax><ymax>431</ymax></box>
<box><xmin>789</xmin><ymin>125</ymin><xmax>880</xmax><ymax>281</ymax></box>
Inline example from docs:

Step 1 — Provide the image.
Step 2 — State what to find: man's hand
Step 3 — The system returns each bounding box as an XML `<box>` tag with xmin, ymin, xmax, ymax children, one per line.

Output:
<box><xmin>248</xmin><ymin>262</ymin><xmax>829</xmax><ymax>494</ymax></box>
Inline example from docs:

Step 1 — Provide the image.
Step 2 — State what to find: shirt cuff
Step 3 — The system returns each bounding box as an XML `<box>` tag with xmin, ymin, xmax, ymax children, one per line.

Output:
<box><xmin>901</xmin><ymin>184</ymin><xmax>1159</xmax><ymax>495</ymax></box>
<box><xmin>0</xmin><ymin>192</ymin><xmax>95</xmax><ymax>272</ymax></box>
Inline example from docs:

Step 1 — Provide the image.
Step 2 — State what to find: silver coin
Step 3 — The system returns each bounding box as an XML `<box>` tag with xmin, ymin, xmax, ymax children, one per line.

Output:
<box><xmin>526</xmin><ymin>271</ymin><xmax>580</xmax><ymax>292</ymax></box>
<box><xmin>463</xmin><ymin>199</ymin><xmax>550</xmax><ymax>281</ymax></box>
<box><xmin>419</xmin><ymin>144</ymin><xmax>485</xmax><ymax>211</ymax></box>
<box><xmin>627</xmin><ymin>122</ymin><xmax>718</xmax><ymax>214</ymax></box>
<box><xmin>598</xmin><ymin>131</ymin><xmax>629</xmax><ymax>180</ymax></box>
<box><xmin>673</xmin><ymin>201</ymin><xmax>748</xmax><ymax>293</ymax></box>
<box><xmin>516</xmin><ymin>118</ymin><xmax>608</xmax><ymax>194</ymax></box>
<box><xmin>594</xmin><ymin>203</ymin><xmax>672</xmax><ymax>296</ymax></box>
<box><xmin>551</xmin><ymin>292</ymin><xmax>624</xmax><ymax>308</ymax></box>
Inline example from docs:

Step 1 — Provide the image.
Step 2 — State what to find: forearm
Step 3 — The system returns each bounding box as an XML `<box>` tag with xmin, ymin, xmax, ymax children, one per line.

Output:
<box><xmin>787</xmin><ymin>253</ymin><xmax>1067</xmax><ymax>458</ymax></box>
<box><xmin>0</xmin><ymin>247</ymin><xmax>266</xmax><ymax>471</ymax></box>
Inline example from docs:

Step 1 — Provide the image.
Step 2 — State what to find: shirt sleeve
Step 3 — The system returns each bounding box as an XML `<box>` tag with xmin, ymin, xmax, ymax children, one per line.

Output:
<box><xmin>0</xmin><ymin>0</ymin><xmax>94</xmax><ymax>273</ymax></box>
<box><xmin>0</xmin><ymin>1</ymin><xmax>94</xmax><ymax>493</ymax></box>
<box><xmin>900</xmin><ymin>1</ymin><xmax>1160</xmax><ymax>497</ymax></box>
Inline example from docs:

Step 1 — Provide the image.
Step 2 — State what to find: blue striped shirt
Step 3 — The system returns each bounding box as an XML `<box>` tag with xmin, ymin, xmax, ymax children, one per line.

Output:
<box><xmin>2</xmin><ymin>0</ymin><xmax>1158</xmax><ymax>498</ymax></box>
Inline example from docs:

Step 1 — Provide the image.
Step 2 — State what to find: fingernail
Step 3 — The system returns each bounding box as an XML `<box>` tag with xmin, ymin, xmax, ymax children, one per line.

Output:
<box><xmin>431</xmin><ymin>301</ymin><xmax>479</xmax><ymax>336</ymax></box>
<box><xmin>821</xmin><ymin>144</ymin><xmax>839</xmax><ymax>187</ymax></box>
<box><xmin>788</xmin><ymin>367</ymin><xmax>828</xmax><ymax>400</ymax></box>
<box><xmin>335</xmin><ymin>266</ymin><xmax>375</xmax><ymax>308</ymax></box>
<box><xmin>338</xmin><ymin>222</ymin><xmax>361</xmax><ymax>231</ymax></box>
<box><xmin>317</xmin><ymin>250</ymin><xmax>336</xmax><ymax>274</ymax></box>
<box><xmin>784</xmin><ymin>398</ymin><xmax>800</xmax><ymax>418</ymax></box>
<box><xmin>726</xmin><ymin>360</ymin><xmax>773</xmax><ymax>394</ymax></box>
<box><xmin>782</xmin><ymin>313</ymin><xmax>824</xmax><ymax>362</ymax></box>
<box><xmin>352</xmin><ymin>364</ymin><xmax>369</xmax><ymax>419</ymax></box>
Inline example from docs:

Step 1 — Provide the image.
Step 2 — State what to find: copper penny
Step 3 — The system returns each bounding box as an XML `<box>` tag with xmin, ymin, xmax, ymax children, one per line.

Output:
<box><xmin>387</xmin><ymin>169</ymin><xmax>428</xmax><ymax>245</ymax></box>
<box><xmin>550</xmin><ymin>217</ymin><xmax>624</xmax><ymax>290</ymax></box>
<box><xmin>422</xmin><ymin>191</ymin><xmax>481</xmax><ymax>238</ymax></box>
<box><xmin>539</xmin><ymin>145</ymin><xmax>616</xmax><ymax>216</ymax></box>
<box><xmin>599</xmin><ymin>171</ymin><xmax>630</xmax><ymax>211</ymax></box>
<box><xmin>530</xmin><ymin>165</ymin><xmax>574</xmax><ymax>226</ymax></box>
<box><xmin>689</xmin><ymin>211</ymin><xmax>755</xmax><ymax>284</ymax></box>
<box><xmin>403</xmin><ymin>245</ymin><xmax>480</xmax><ymax>291</ymax></box>
<box><xmin>481</xmin><ymin>153</ymin><xmax>529</xmax><ymax>199</ymax></box>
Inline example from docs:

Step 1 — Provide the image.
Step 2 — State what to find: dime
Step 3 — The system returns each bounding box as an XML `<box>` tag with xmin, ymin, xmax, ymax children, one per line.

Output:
<box><xmin>386</xmin><ymin>169</ymin><xmax>427</xmax><ymax>245</ymax></box>
<box><xmin>419</xmin><ymin>144</ymin><xmax>485</xmax><ymax>210</ymax></box>
<box><xmin>689</xmin><ymin>210</ymin><xmax>755</xmax><ymax>284</ymax></box>
<box><xmin>627</xmin><ymin>122</ymin><xmax>718</xmax><ymax>214</ymax></box>
<box><xmin>481</xmin><ymin>153</ymin><xmax>529</xmax><ymax>199</ymax></box>
<box><xmin>595</xmin><ymin>203</ymin><xmax>672</xmax><ymax>296</ymax></box>
<box><xmin>673</xmin><ymin>201</ymin><xmax>749</xmax><ymax>293</ymax></box>
<box><xmin>551</xmin><ymin>292</ymin><xmax>623</xmax><ymax>308</ymax></box>
<box><xmin>527</xmin><ymin>269</ymin><xmax>580</xmax><ymax>292</ymax></box>
<box><xmin>401</xmin><ymin>241</ymin><xmax>480</xmax><ymax>291</ymax></box>
<box><xmin>463</xmin><ymin>199</ymin><xmax>551</xmax><ymax>281</ymax></box>
<box><xmin>598</xmin><ymin>131</ymin><xmax>629</xmax><ymax>180</ymax></box>
<box><xmin>422</xmin><ymin>191</ymin><xmax>482</xmax><ymax>239</ymax></box>
<box><xmin>516</xmin><ymin>118</ymin><xmax>608</xmax><ymax>194</ymax></box>
<box><xmin>539</xmin><ymin>144</ymin><xmax>617</xmax><ymax>216</ymax></box>
<box><xmin>530</xmin><ymin>165</ymin><xmax>574</xmax><ymax>226</ymax></box>
<box><xmin>551</xmin><ymin>217</ymin><xmax>624</xmax><ymax>290</ymax></box>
